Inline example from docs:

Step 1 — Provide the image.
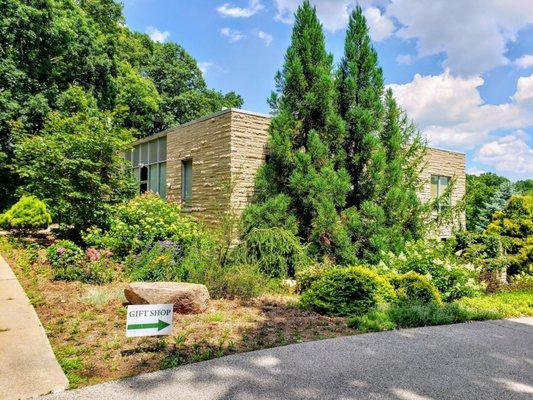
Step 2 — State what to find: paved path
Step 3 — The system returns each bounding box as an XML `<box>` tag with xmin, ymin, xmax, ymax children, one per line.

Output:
<box><xmin>0</xmin><ymin>255</ymin><xmax>68</xmax><ymax>400</ymax></box>
<box><xmin>44</xmin><ymin>317</ymin><xmax>532</xmax><ymax>400</ymax></box>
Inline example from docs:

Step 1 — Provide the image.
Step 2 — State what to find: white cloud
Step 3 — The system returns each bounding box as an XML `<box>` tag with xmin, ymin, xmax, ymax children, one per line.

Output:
<box><xmin>217</xmin><ymin>0</ymin><xmax>264</xmax><ymax>18</ymax></box>
<box><xmin>474</xmin><ymin>130</ymin><xmax>533</xmax><ymax>174</ymax></box>
<box><xmin>466</xmin><ymin>167</ymin><xmax>486</xmax><ymax>176</ymax></box>
<box><xmin>146</xmin><ymin>26</ymin><xmax>170</xmax><ymax>43</ymax></box>
<box><xmin>198</xmin><ymin>62</ymin><xmax>214</xmax><ymax>74</ymax></box>
<box><xmin>257</xmin><ymin>30</ymin><xmax>273</xmax><ymax>46</ymax></box>
<box><xmin>363</xmin><ymin>7</ymin><xmax>394</xmax><ymax>41</ymax></box>
<box><xmin>220</xmin><ymin>27</ymin><xmax>246</xmax><ymax>43</ymax></box>
<box><xmin>387</xmin><ymin>70</ymin><xmax>533</xmax><ymax>149</ymax></box>
<box><xmin>396</xmin><ymin>53</ymin><xmax>413</xmax><ymax>65</ymax></box>
<box><xmin>512</xmin><ymin>74</ymin><xmax>533</xmax><ymax>102</ymax></box>
<box><xmin>386</xmin><ymin>0</ymin><xmax>533</xmax><ymax>76</ymax></box>
<box><xmin>514</xmin><ymin>54</ymin><xmax>533</xmax><ymax>69</ymax></box>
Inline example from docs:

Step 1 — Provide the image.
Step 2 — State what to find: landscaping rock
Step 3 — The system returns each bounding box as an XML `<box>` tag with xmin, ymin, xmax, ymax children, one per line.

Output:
<box><xmin>124</xmin><ymin>282</ymin><xmax>210</xmax><ymax>314</ymax></box>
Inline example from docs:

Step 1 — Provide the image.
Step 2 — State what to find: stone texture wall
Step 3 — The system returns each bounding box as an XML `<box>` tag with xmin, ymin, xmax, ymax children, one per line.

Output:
<box><xmin>229</xmin><ymin>111</ymin><xmax>271</xmax><ymax>216</ymax></box>
<box><xmin>138</xmin><ymin>109</ymin><xmax>465</xmax><ymax>236</ymax></box>
<box><xmin>165</xmin><ymin>110</ymin><xmax>233</xmax><ymax>224</ymax></box>
<box><xmin>419</xmin><ymin>147</ymin><xmax>466</xmax><ymax>237</ymax></box>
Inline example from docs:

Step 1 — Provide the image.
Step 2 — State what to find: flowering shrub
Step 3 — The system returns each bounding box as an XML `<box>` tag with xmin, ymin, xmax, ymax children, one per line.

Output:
<box><xmin>47</xmin><ymin>240</ymin><xmax>85</xmax><ymax>281</ymax></box>
<box><xmin>84</xmin><ymin>193</ymin><xmax>206</xmax><ymax>258</ymax></box>
<box><xmin>125</xmin><ymin>241</ymin><xmax>186</xmax><ymax>282</ymax></box>
<box><xmin>378</xmin><ymin>240</ymin><xmax>484</xmax><ymax>301</ymax></box>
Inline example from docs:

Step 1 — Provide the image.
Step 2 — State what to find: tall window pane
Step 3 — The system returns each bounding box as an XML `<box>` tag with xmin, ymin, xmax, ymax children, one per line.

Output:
<box><xmin>140</xmin><ymin>143</ymin><xmax>148</xmax><ymax>164</ymax></box>
<box><xmin>431</xmin><ymin>175</ymin><xmax>439</xmax><ymax>199</ymax></box>
<box><xmin>159</xmin><ymin>137</ymin><xmax>167</xmax><ymax>161</ymax></box>
<box><xmin>159</xmin><ymin>163</ymin><xmax>166</xmax><ymax>199</ymax></box>
<box><xmin>182</xmin><ymin>159</ymin><xmax>192</xmax><ymax>205</ymax></box>
<box><xmin>149</xmin><ymin>165</ymin><xmax>159</xmax><ymax>193</ymax></box>
<box><xmin>132</xmin><ymin>147</ymin><xmax>139</xmax><ymax>167</ymax></box>
<box><xmin>149</xmin><ymin>140</ymin><xmax>158</xmax><ymax>164</ymax></box>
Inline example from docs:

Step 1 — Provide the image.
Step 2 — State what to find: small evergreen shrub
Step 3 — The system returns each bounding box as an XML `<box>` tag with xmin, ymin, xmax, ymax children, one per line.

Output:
<box><xmin>0</xmin><ymin>195</ymin><xmax>52</xmax><ymax>232</ymax></box>
<box><xmin>231</xmin><ymin>227</ymin><xmax>310</xmax><ymax>278</ymax></box>
<box><xmin>299</xmin><ymin>266</ymin><xmax>395</xmax><ymax>316</ymax></box>
<box><xmin>241</xmin><ymin>194</ymin><xmax>298</xmax><ymax>236</ymax></box>
<box><xmin>388</xmin><ymin>272</ymin><xmax>442</xmax><ymax>305</ymax></box>
<box><xmin>84</xmin><ymin>193</ymin><xmax>205</xmax><ymax>258</ymax></box>
<box><xmin>347</xmin><ymin>309</ymin><xmax>396</xmax><ymax>333</ymax></box>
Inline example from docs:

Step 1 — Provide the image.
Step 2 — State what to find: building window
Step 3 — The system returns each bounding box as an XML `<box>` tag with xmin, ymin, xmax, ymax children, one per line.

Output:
<box><xmin>126</xmin><ymin>136</ymin><xmax>168</xmax><ymax>198</ymax></box>
<box><xmin>181</xmin><ymin>159</ymin><xmax>192</xmax><ymax>205</ymax></box>
<box><xmin>140</xmin><ymin>166</ymin><xmax>148</xmax><ymax>193</ymax></box>
<box><xmin>431</xmin><ymin>175</ymin><xmax>450</xmax><ymax>212</ymax></box>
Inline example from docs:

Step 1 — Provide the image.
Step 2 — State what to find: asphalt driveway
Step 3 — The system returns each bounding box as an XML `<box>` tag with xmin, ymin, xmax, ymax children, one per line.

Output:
<box><xmin>44</xmin><ymin>317</ymin><xmax>533</xmax><ymax>400</ymax></box>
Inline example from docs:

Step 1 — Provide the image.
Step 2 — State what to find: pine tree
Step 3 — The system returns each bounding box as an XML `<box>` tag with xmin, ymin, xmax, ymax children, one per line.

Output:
<box><xmin>243</xmin><ymin>1</ymin><xmax>354</xmax><ymax>262</ymax></box>
<box><xmin>337</xmin><ymin>6</ymin><xmax>385</xmax><ymax>207</ymax></box>
<box><xmin>380</xmin><ymin>89</ymin><xmax>426</xmax><ymax>250</ymax></box>
<box><xmin>476</xmin><ymin>182</ymin><xmax>515</xmax><ymax>232</ymax></box>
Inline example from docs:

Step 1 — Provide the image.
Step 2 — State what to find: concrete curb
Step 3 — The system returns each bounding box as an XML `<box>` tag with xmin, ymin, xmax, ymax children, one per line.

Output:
<box><xmin>0</xmin><ymin>255</ymin><xmax>68</xmax><ymax>399</ymax></box>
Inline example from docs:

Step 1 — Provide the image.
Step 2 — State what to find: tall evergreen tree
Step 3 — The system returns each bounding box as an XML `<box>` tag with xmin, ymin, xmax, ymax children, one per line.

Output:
<box><xmin>244</xmin><ymin>1</ymin><xmax>354</xmax><ymax>262</ymax></box>
<box><xmin>337</xmin><ymin>6</ymin><xmax>385</xmax><ymax>207</ymax></box>
<box><xmin>380</xmin><ymin>89</ymin><xmax>425</xmax><ymax>249</ymax></box>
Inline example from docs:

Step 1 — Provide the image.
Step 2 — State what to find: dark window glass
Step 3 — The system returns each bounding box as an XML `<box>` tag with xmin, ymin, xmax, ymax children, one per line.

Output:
<box><xmin>140</xmin><ymin>166</ymin><xmax>148</xmax><ymax>181</ymax></box>
<box><xmin>181</xmin><ymin>159</ymin><xmax>192</xmax><ymax>205</ymax></box>
<box><xmin>140</xmin><ymin>183</ymin><xmax>148</xmax><ymax>193</ymax></box>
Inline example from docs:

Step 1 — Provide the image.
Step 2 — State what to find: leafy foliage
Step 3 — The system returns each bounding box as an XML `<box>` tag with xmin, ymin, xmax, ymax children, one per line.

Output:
<box><xmin>125</xmin><ymin>241</ymin><xmax>186</xmax><ymax>282</ymax></box>
<box><xmin>379</xmin><ymin>240</ymin><xmax>484</xmax><ymax>301</ymax></box>
<box><xmin>388</xmin><ymin>272</ymin><xmax>442</xmax><ymax>305</ymax></box>
<box><xmin>13</xmin><ymin>101</ymin><xmax>135</xmax><ymax>237</ymax></box>
<box><xmin>84</xmin><ymin>193</ymin><xmax>205</xmax><ymax>257</ymax></box>
<box><xmin>0</xmin><ymin>0</ymin><xmax>242</xmax><ymax>207</ymax></box>
<box><xmin>0</xmin><ymin>195</ymin><xmax>51</xmax><ymax>232</ymax></box>
<box><xmin>486</xmin><ymin>195</ymin><xmax>532</xmax><ymax>276</ymax></box>
<box><xmin>475</xmin><ymin>181</ymin><xmax>514</xmax><ymax>232</ymax></box>
<box><xmin>299</xmin><ymin>266</ymin><xmax>395</xmax><ymax>316</ymax></box>
<box><xmin>465</xmin><ymin>173</ymin><xmax>509</xmax><ymax>231</ymax></box>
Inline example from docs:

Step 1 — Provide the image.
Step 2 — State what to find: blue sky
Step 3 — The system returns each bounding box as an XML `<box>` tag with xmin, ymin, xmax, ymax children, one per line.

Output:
<box><xmin>123</xmin><ymin>0</ymin><xmax>533</xmax><ymax>181</ymax></box>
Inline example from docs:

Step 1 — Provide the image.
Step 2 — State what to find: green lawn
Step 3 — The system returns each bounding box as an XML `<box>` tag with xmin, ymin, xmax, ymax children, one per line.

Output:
<box><xmin>456</xmin><ymin>289</ymin><xmax>533</xmax><ymax>318</ymax></box>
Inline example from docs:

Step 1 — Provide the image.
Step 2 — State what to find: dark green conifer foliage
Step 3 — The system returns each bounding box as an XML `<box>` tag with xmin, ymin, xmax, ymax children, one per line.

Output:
<box><xmin>337</xmin><ymin>6</ymin><xmax>385</xmax><ymax>207</ymax></box>
<box><xmin>244</xmin><ymin>1</ymin><xmax>353</xmax><ymax>262</ymax></box>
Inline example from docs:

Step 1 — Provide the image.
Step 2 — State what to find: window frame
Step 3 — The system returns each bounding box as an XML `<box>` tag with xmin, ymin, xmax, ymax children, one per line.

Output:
<box><xmin>181</xmin><ymin>158</ymin><xmax>193</xmax><ymax>206</ymax></box>
<box><xmin>431</xmin><ymin>174</ymin><xmax>451</xmax><ymax>212</ymax></box>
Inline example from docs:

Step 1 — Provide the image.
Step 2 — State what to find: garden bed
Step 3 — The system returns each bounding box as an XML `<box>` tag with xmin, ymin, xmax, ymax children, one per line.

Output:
<box><xmin>2</xmin><ymin>236</ymin><xmax>532</xmax><ymax>389</ymax></box>
<box><xmin>0</xmin><ymin>237</ymin><xmax>353</xmax><ymax>388</ymax></box>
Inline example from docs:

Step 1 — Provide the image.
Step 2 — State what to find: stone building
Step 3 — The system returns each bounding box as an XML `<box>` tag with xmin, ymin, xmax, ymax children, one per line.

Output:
<box><xmin>127</xmin><ymin>108</ymin><xmax>465</xmax><ymax>237</ymax></box>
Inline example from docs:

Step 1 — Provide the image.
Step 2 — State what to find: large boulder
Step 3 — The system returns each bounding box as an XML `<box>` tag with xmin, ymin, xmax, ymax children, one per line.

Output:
<box><xmin>124</xmin><ymin>282</ymin><xmax>210</xmax><ymax>314</ymax></box>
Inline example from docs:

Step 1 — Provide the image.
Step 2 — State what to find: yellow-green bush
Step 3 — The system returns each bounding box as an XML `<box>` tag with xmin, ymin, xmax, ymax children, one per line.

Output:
<box><xmin>0</xmin><ymin>195</ymin><xmax>52</xmax><ymax>232</ymax></box>
<box><xmin>388</xmin><ymin>272</ymin><xmax>442</xmax><ymax>305</ymax></box>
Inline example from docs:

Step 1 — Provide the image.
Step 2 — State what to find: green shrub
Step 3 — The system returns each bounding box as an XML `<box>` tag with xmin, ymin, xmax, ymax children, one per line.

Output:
<box><xmin>84</xmin><ymin>193</ymin><xmax>205</xmax><ymax>258</ymax></box>
<box><xmin>508</xmin><ymin>273</ymin><xmax>533</xmax><ymax>290</ymax></box>
<box><xmin>125</xmin><ymin>241</ymin><xmax>185</xmax><ymax>282</ymax></box>
<box><xmin>299</xmin><ymin>266</ymin><xmax>395</xmax><ymax>316</ymax></box>
<box><xmin>209</xmin><ymin>264</ymin><xmax>267</xmax><ymax>300</ymax></box>
<box><xmin>388</xmin><ymin>272</ymin><xmax>442</xmax><ymax>305</ymax></box>
<box><xmin>347</xmin><ymin>309</ymin><xmax>396</xmax><ymax>333</ymax></box>
<box><xmin>387</xmin><ymin>302</ymin><xmax>497</xmax><ymax>328</ymax></box>
<box><xmin>241</xmin><ymin>194</ymin><xmax>298</xmax><ymax>236</ymax></box>
<box><xmin>81</xmin><ymin>257</ymin><xmax>118</xmax><ymax>285</ymax></box>
<box><xmin>379</xmin><ymin>240</ymin><xmax>484</xmax><ymax>301</ymax></box>
<box><xmin>231</xmin><ymin>227</ymin><xmax>310</xmax><ymax>278</ymax></box>
<box><xmin>0</xmin><ymin>195</ymin><xmax>52</xmax><ymax>232</ymax></box>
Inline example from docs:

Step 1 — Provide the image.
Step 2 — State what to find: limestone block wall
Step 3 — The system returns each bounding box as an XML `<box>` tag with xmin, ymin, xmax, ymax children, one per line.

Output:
<box><xmin>419</xmin><ymin>147</ymin><xmax>466</xmax><ymax>237</ymax></box>
<box><xmin>229</xmin><ymin>110</ymin><xmax>271</xmax><ymax>216</ymax></box>
<box><xmin>165</xmin><ymin>110</ymin><xmax>233</xmax><ymax>224</ymax></box>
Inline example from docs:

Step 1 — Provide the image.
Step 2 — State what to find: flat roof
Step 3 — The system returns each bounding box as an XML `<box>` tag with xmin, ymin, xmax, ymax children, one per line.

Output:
<box><xmin>131</xmin><ymin>108</ymin><xmax>465</xmax><ymax>156</ymax></box>
<box><xmin>131</xmin><ymin>108</ymin><xmax>271</xmax><ymax>146</ymax></box>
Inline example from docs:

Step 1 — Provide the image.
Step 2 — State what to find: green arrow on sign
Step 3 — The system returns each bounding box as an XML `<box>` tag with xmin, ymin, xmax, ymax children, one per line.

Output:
<box><xmin>127</xmin><ymin>319</ymin><xmax>170</xmax><ymax>332</ymax></box>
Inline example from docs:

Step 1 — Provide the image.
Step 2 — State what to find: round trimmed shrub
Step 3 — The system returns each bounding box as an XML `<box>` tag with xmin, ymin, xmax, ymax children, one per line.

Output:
<box><xmin>0</xmin><ymin>195</ymin><xmax>51</xmax><ymax>232</ymax></box>
<box><xmin>388</xmin><ymin>272</ymin><xmax>442</xmax><ymax>305</ymax></box>
<box><xmin>299</xmin><ymin>266</ymin><xmax>395</xmax><ymax>316</ymax></box>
